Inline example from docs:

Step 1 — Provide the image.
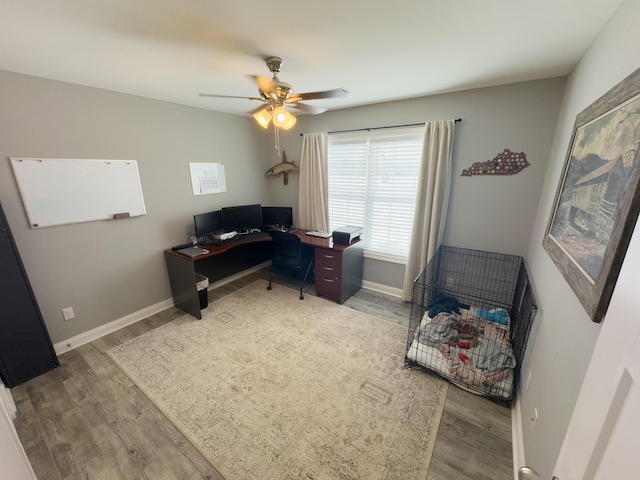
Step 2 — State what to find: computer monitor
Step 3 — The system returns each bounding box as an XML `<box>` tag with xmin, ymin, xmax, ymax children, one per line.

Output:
<box><xmin>262</xmin><ymin>206</ymin><xmax>293</xmax><ymax>228</ymax></box>
<box><xmin>193</xmin><ymin>210</ymin><xmax>223</xmax><ymax>238</ymax></box>
<box><xmin>221</xmin><ymin>204</ymin><xmax>263</xmax><ymax>232</ymax></box>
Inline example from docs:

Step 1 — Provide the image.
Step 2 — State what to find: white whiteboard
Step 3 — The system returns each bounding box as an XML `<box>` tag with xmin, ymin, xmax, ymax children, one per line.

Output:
<box><xmin>10</xmin><ymin>158</ymin><xmax>146</xmax><ymax>228</ymax></box>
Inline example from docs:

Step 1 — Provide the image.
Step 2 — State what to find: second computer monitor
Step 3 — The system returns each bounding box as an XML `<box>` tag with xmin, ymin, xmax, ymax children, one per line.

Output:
<box><xmin>221</xmin><ymin>204</ymin><xmax>263</xmax><ymax>232</ymax></box>
<box><xmin>262</xmin><ymin>206</ymin><xmax>293</xmax><ymax>228</ymax></box>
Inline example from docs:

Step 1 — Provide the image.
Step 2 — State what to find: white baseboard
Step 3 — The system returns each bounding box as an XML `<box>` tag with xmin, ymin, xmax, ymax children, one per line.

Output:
<box><xmin>0</xmin><ymin>384</ymin><xmax>16</xmax><ymax>419</ymax></box>
<box><xmin>53</xmin><ymin>264</ymin><xmax>399</xmax><ymax>356</ymax></box>
<box><xmin>54</xmin><ymin>298</ymin><xmax>175</xmax><ymax>355</ymax></box>
<box><xmin>0</xmin><ymin>388</ymin><xmax>37</xmax><ymax>479</ymax></box>
<box><xmin>361</xmin><ymin>280</ymin><xmax>403</xmax><ymax>298</ymax></box>
<box><xmin>54</xmin><ymin>261</ymin><xmax>273</xmax><ymax>356</ymax></box>
<box><xmin>511</xmin><ymin>392</ymin><xmax>525</xmax><ymax>479</ymax></box>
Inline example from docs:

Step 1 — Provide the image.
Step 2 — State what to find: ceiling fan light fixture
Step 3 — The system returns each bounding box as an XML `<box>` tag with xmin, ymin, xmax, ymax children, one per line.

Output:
<box><xmin>253</xmin><ymin>107</ymin><xmax>272</xmax><ymax>128</ymax></box>
<box><xmin>272</xmin><ymin>106</ymin><xmax>296</xmax><ymax>130</ymax></box>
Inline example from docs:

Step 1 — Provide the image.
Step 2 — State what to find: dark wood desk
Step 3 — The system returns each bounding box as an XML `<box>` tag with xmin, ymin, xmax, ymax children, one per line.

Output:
<box><xmin>164</xmin><ymin>229</ymin><xmax>363</xmax><ymax>319</ymax></box>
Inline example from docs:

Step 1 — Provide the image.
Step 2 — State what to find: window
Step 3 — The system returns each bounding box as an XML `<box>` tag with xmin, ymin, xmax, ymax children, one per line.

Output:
<box><xmin>327</xmin><ymin>127</ymin><xmax>424</xmax><ymax>260</ymax></box>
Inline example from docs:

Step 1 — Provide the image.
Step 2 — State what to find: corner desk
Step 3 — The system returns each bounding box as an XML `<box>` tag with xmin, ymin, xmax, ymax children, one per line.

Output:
<box><xmin>164</xmin><ymin>229</ymin><xmax>364</xmax><ymax>319</ymax></box>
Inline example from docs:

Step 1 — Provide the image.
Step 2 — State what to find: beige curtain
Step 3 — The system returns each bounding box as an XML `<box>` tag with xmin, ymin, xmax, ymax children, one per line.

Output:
<box><xmin>401</xmin><ymin>120</ymin><xmax>456</xmax><ymax>301</ymax></box>
<box><xmin>298</xmin><ymin>132</ymin><xmax>330</xmax><ymax>231</ymax></box>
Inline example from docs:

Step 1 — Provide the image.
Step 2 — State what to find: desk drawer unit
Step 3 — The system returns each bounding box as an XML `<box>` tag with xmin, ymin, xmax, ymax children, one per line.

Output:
<box><xmin>315</xmin><ymin>249</ymin><xmax>342</xmax><ymax>300</ymax></box>
<box><xmin>314</xmin><ymin>241</ymin><xmax>363</xmax><ymax>303</ymax></box>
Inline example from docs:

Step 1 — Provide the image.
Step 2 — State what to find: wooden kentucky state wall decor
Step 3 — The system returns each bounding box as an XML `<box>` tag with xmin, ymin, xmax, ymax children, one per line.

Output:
<box><xmin>461</xmin><ymin>149</ymin><xmax>529</xmax><ymax>176</ymax></box>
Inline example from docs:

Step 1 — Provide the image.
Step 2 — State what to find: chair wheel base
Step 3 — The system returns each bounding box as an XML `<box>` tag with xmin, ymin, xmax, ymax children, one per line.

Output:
<box><xmin>299</xmin><ymin>294</ymin><xmax>304</xmax><ymax>300</ymax></box>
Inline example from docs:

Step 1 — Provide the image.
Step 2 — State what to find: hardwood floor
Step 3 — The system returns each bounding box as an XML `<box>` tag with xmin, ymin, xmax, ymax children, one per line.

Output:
<box><xmin>12</xmin><ymin>268</ymin><xmax>513</xmax><ymax>479</ymax></box>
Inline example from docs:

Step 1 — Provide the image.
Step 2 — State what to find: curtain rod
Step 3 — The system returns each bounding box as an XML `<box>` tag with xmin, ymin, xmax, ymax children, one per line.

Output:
<box><xmin>299</xmin><ymin>118</ymin><xmax>462</xmax><ymax>136</ymax></box>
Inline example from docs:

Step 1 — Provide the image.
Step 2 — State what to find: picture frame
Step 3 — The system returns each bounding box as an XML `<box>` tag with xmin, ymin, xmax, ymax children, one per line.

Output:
<box><xmin>543</xmin><ymin>67</ymin><xmax>640</xmax><ymax>323</ymax></box>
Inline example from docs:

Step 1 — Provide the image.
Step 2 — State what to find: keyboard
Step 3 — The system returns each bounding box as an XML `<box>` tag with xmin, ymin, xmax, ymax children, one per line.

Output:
<box><xmin>198</xmin><ymin>237</ymin><xmax>216</xmax><ymax>245</ymax></box>
<box><xmin>210</xmin><ymin>235</ymin><xmax>243</xmax><ymax>246</ymax></box>
<box><xmin>210</xmin><ymin>231</ymin><xmax>268</xmax><ymax>246</ymax></box>
<box><xmin>199</xmin><ymin>232</ymin><xmax>239</xmax><ymax>245</ymax></box>
<box><xmin>305</xmin><ymin>231</ymin><xmax>332</xmax><ymax>238</ymax></box>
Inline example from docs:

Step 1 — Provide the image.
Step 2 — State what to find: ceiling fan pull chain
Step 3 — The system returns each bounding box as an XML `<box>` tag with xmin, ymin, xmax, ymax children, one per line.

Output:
<box><xmin>274</xmin><ymin>125</ymin><xmax>281</xmax><ymax>155</ymax></box>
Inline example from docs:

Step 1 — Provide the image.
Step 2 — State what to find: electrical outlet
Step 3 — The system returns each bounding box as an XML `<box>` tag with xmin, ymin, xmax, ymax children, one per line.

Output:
<box><xmin>530</xmin><ymin>407</ymin><xmax>539</xmax><ymax>431</ymax></box>
<box><xmin>62</xmin><ymin>307</ymin><xmax>75</xmax><ymax>321</ymax></box>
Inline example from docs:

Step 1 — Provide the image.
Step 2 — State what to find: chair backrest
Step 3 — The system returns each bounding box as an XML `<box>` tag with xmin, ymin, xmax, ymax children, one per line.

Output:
<box><xmin>269</xmin><ymin>231</ymin><xmax>312</xmax><ymax>267</ymax></box>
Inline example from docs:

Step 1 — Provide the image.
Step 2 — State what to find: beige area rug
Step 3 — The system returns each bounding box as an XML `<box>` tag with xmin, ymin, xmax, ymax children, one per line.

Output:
<box><xmin>108</xmin><ymin>280</ymin><xmax>448</xmax><ymax>480</ymax></box>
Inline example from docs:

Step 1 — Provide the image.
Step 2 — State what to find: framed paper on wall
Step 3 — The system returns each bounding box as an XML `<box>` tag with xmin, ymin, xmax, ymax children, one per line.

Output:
<box><xmin>543</xmin><ymin>67</ymin><xmax>640</xmax><ymax>323</ymax></box>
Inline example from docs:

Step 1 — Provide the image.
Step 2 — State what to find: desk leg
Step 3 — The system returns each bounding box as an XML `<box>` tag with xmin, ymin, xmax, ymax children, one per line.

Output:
<box><xmin>164</xmin><ymin>252</ymin><xmax>202</xmax><ymax>320</ymax></box>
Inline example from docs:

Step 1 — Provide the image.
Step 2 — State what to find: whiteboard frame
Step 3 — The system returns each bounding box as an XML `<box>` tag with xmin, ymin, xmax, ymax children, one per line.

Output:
<box><xmin>10</xmin><ymin>158</ymin><xmax>147</xmax><ymax>229</ymax></box>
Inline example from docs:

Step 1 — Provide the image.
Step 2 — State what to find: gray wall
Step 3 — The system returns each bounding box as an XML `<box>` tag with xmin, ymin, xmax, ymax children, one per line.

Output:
<box><xmin>521</xmin><ymin>0</ymin><xmax>640</xmax><ymax>476</ymax></box>
<box><xmin>1</xmin><ymin>67</ymin><xmax>565</xmax><ymax>360</ymax></box>
<box><xmin>3</xmin><ymin>15</ymin><xmax>635</xmax><ymax>474</ymax></box>
<box><xmin>270</xmin><ymin>78</ymin><xmax>566</xmax><ymax>289</ymax></box>
<box><xmin>0</xmin><ymin>70</ymin><xmax>267</xmax><ymax>344</ymax></box>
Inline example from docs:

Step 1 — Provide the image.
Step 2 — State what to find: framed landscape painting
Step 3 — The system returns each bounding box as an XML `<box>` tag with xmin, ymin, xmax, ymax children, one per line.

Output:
<box><xmin>543</xmin><ymin>67</ymin><xmax>640</xmax><ymax>323</ymax></box>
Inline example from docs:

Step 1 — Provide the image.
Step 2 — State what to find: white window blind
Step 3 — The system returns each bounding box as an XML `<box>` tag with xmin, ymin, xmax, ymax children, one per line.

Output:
<box><xmin>327</xmin><ymin>127</ymin><xmax>424</xmax><ymax>260</ymax></box>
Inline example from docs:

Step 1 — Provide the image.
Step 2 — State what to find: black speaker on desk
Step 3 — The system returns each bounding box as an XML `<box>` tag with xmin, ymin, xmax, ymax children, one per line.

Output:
<box><xmin>332</xmin><ymin>226</ymin><xmax>362</xmax><ymax>245</ymax></box>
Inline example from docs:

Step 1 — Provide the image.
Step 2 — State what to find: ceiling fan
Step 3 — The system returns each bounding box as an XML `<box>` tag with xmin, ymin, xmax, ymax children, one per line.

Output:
<box><xmin>199</xmin><ymin>56</ymin><xmax>347</xmax><ymax>131</ymax></box>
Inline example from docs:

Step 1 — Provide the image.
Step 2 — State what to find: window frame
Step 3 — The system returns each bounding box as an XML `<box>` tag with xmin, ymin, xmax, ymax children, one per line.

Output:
<box><xmin>327</xmin><ymin>126</ymin><xmax>425</xmax><ymax>262</ymax></box>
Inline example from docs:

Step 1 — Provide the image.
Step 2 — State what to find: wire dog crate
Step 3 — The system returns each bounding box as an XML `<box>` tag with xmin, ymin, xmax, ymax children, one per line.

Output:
<box><xmin>405</xmin><ymin>245</ymin><xmax>537</xmax><ymax>404</ymax></box>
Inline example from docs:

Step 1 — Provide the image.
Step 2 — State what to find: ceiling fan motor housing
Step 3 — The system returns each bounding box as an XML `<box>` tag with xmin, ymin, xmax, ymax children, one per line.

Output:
<box><xmin>265</xmin><ymin>56</ymin><xmax>283</xmax><ymax>73</ymax></box>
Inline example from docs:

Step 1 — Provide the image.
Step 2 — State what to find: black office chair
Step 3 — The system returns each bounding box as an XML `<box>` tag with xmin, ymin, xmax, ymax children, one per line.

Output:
<box><xmin>267</xmin><ymin>231</ymin><xmax>315</xmax><ymax>300</ymax></box>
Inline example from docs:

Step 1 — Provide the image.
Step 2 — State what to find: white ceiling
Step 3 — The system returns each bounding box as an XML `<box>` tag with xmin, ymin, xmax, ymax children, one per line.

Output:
<box><xmin>0</xmin><ymin>0</ymin><xmax>623</xmax><ymax>116</ymax></box>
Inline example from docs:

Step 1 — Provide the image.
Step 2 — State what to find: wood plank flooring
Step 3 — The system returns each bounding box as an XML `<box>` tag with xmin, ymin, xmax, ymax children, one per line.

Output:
<box><xmin>12</xmin><ymin>268</ymin><xmax>513</xmax><ymax>479</ymax></box>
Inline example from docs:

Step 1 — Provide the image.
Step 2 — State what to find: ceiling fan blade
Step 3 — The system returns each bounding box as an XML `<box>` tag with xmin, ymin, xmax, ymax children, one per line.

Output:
<box><xmin>247</xmin><ymin>104</ymin><xmax>269</xmax><ymax>115</ymax></box>
<box><xmin>199</xmin><ymin>93</ymin><xmax>263</xmax><ymax>101</ymax></box>
<box><xmin>288</xmin><ymin>102</ymin><xmax>327</xmax><ymax>115</ymax></box>
<box><xmin>288</xmin><ymin>88</ymin><xmax>347</xmax><ymax>102</ymax></box>
<box><xmin>250</xmin><ymin>75</ymin><xmax>276</xmax><ymax>94</ymax></box>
